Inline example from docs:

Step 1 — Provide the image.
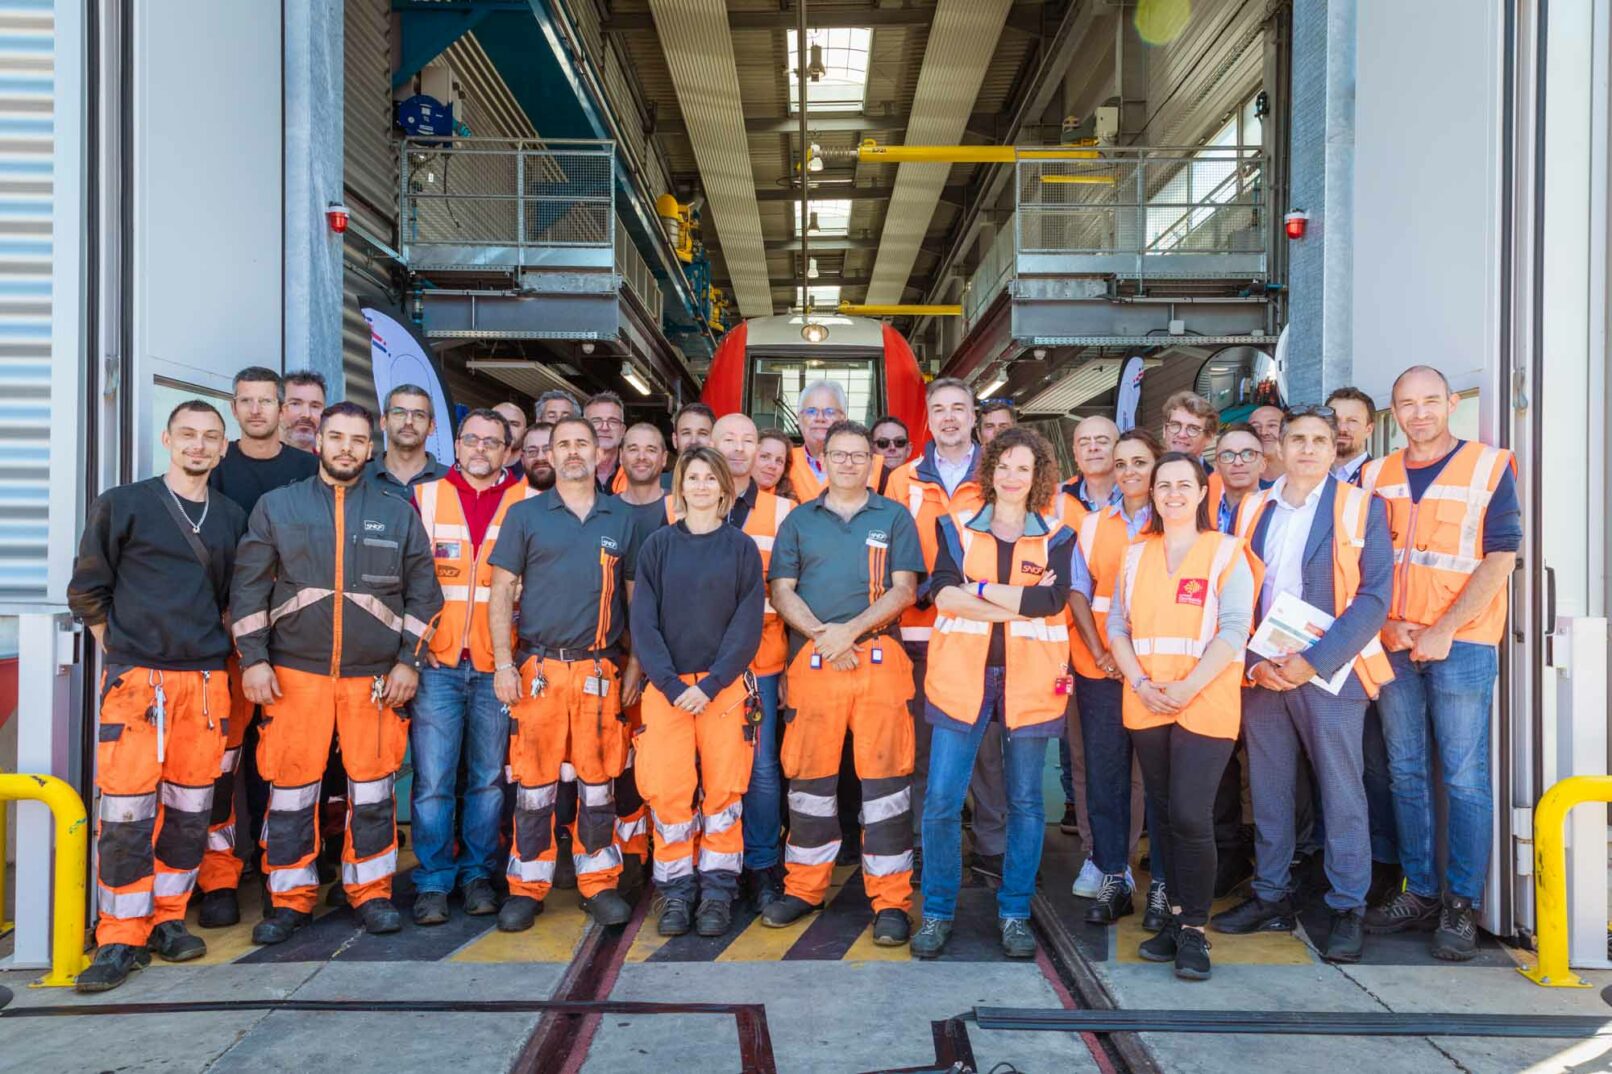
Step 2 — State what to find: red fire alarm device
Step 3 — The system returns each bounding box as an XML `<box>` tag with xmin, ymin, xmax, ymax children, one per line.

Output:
<box><xmin>326</xmin><ymin>203</ymin><xmax>351</xmax><ymax>234</ymax></box>
<box><xmin>1284</xmin><ymin>209</ymin><xmax>1309</xmax><ymax>239</ymax></box>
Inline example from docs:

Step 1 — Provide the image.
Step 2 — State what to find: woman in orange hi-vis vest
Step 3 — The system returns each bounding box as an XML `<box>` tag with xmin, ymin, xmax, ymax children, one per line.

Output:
<box><xmin>1108</xmin><ymin>452</ymin><xmax>1254</xmax><ymax>982</ymax></box>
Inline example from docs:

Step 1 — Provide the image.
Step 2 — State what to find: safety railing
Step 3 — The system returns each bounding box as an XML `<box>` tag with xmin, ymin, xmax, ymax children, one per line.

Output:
<box><xmin>1519</xmin><ymin>774</ymin><xmax>1612</xmax><ymax>988</ymax></box>
<box><xmin>615</xmin><ymin>219</ymin><xmax>663</xmax><ymax>321</ymax></box>
<box><xmin>1014</xmin><ymin>145</ymin><xmax>1267</xmax><ymax>281</ymax></box>
<box><xmin>400</xmin><ymin>137</ymin><xmax>616</xmax><ymax>272</ymax></box>
<box><xmin>0</xmin><ymin>772</ymin><xmax>90</xmax><ymax>987</ymax></box>
<box><xmin>962</xmin><ymin>216</ymin><xmax>1019</xmax><ymax>332</ymax></box>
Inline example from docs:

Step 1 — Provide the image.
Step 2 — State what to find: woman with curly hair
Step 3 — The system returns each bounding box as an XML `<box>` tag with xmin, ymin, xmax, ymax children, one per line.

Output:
<box><xmin>910</xmin><ymin>427</ymin><xmax>1077</xmax><ymax>960</ymax></box>
<box><xmin>754</xmin><ymin>428</ymin><xmax>796</xmax><ymax>501</ymax></box>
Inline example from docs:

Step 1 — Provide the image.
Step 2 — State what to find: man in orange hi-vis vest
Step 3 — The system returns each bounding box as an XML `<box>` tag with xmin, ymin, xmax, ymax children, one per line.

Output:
<box><xmin>1358</xmin><ymin>366</ymin><xmax>1519</xmax><ymax>963</ymax></box>
<box><xmin>1209</xmin><ymin>407</ymin><xmax>1393</xmax><ymax>966</ymax></box>
<box><xmin>409</xmin><ymin>409</ymin><xmax>537</xmax><ymax>927</ymax></box>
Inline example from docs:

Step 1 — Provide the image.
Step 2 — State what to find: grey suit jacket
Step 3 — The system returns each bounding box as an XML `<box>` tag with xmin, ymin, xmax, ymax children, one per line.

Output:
<box><xmin>1245</xmin><ymin>476</ymin><xmax>1393</xmax><ymax>701</ymax></box>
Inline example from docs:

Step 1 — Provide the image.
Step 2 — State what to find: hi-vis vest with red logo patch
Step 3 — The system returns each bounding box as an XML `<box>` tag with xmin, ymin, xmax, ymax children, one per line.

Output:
<box><xmin>1359</xmin><ymin>442</ymin><xmax>1515</xmax><ymax>647</ymax></box>
<box><xmin>1234</xmin><ymin>480</ymin><xmax>1395</xmax><ymax>699</ymax></box>
<box><xmin>416</xmin><ymin>478</ymin><xmax>539</xmax><ymax>671</ymax></box>
<box><xmin>1119</xmin><ymin>530</ymin><xmax>1245</xmax><ymax>740</ymax></box>
<box><xmin>925</xmin><ymin>510</ymin><xmax>1073</xmax><ymax>732</ymax></box>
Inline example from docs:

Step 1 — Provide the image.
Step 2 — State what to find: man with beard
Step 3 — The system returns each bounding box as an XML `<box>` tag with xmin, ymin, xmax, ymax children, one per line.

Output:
<box><xmin>369</xmin><ymin>384</ymin><xmax>449</xmax><ymax>495</ymax></box>
<box><xmin>493</xmin><ymin>402</ymin><xmax>529</xmax><ymax>481</ymax></box>
<box><xmin>280</xmin><ymin>370</ymin><xmax>327</xmax><ymax>453</ymax></box>
<box><xmin>489</xmin><ymin>416</ymin><xmax>645</xmax><ymax>930</ymax></box>
<box><xmin>586</xmin><ymin>391</ymin><xmax>629</xmax><ymax>493</ymax></box>
<box><xmin>68</xmin><ymin>401</ymin><xmax>246</xmax><ymax>991</ymax></box>
<box><xmin>408</xmin><ymin>410</ymin><xmax>535</xmax><ymax>926</ymax></box>
<box><xmin>520</xmin><ymin>423</ymin><xmax>556</xmax><ymax>491</ymax></box>
<box><xmin>203</xmin><ymin>368</ymin><xmax>318</xmax><ymax>927</ymax></box>
<box><xmin>233</xmin><ymin>402</ymin><xmax>441</xmax><ymax>945</ymax></box>
<box><xmin>617</xmin><ymin>422</ymin><xmax>672</xmax><ymax>541</ymax></box>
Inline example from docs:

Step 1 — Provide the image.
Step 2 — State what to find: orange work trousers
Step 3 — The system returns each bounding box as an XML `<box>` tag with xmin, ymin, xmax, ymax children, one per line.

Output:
<box><xmin>616</xmin><ymin>699</ymin><xmax>649</xmax><ymax>864</ymax></box>
<box><xmin>255</xmin><ymin>667</ymin><xmax>409</xmax><ymax>913</ymax></box>
<box><xmin>635</xmin><ymin>676</ymin><xmax>755</xmax><ymax>900</ymax></box>
<box><xmin>780</xmin><ymin>640</ymin><xmax>916</xmax><ymax>913</ymax></box>
<box><xmin>507</xmin><ymin>655</ymin><xmax>630</xmax><ymax>900</ymax></box>
<box><xmin>94</xmin><ymin>666</ymin><xmax>228</xmax><ymax>946</ymax></box>
<box><xmin>198</xmin><ymin>655</ymin><xmax>254</xmax><ymax>893</ymax></box>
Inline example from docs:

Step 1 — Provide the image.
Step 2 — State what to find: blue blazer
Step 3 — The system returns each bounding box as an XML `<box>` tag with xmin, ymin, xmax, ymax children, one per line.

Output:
<box><xmin>1245</xmin><ymin>476</ymin><xmax>1393</xmax><ymax>701</ymax></box>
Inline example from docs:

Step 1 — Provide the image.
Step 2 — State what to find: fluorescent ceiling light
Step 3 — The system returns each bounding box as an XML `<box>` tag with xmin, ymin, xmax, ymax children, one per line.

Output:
<box><xmin>977</xmin><ymin>374</ymin><xmax>1008</xmax><ymax>399</ymax></box>
<box><xmin>787</xmin><ymin>28</ymin><xmax>871</xmax><ymax>113</ymax></box>
<box><xmin>621</xmin><ymin>362</ymin><xmax>652</xmax><ymax>397</ymax></box>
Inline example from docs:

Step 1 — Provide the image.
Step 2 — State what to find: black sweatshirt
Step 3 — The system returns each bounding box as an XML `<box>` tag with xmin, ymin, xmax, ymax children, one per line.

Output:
<box><xmin>68</xmin><ymin>477</ymin><xmax>247</xmax><ymax>670</ymax></box>
<box><xmin>208</xmin><ymin>439</ymin><xmax>318</xmax><ymax>518</ymax></box>
<box><xmin>930</xmin><ymin>528</ymin><xmax>1073</xmax><ymax>667</ymax></box>
<box><xmin>629</xmin><ymin>520</ymin><xmax>764</xmax><ymax>702</ymax></box>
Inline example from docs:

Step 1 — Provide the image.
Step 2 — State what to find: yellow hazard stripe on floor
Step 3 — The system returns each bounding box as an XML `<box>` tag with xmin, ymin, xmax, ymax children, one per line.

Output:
<box><xmin>712</xmin><ymin>865</ymin><xmax>858</xmax><ymax>963</ymax></box>
<box><xmin>450</xmin><ymin>891</ymin><xmax>590</xmax><ymax>963</ymax></box>
<box><xmin>841</xmin><ymin>890</ymin><xmax>922</xmax><ymax>962</ymax></box>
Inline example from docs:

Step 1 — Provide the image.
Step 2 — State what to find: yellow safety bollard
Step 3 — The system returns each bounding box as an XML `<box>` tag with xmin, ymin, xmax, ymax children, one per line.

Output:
<box><xmin>0</xmin><ymin>773</ymin><xmax>92</xmax><ymax>987</ymax></box>
<box><xmin>0</xmin><ymin>786</ymin><xmax>11</xmax><ymax>938</ymax></box>
<box><xmin>1518</xmin><ymin>774</ymin><xmax>1612</xmax><ymax>987</ymax></box>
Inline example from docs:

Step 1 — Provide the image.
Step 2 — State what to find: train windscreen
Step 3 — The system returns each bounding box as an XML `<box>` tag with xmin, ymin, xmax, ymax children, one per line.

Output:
<box><xmin>748</xmin><ymin>356</ymin><xmax>882</xmax><ymax>438</ymax></box>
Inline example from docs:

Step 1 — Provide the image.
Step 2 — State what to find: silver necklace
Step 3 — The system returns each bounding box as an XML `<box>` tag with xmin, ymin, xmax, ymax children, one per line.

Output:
<box><xmin>166</xmin><ymin>479</ymin><xmax>209</xmax><ymax>534</ymax></box>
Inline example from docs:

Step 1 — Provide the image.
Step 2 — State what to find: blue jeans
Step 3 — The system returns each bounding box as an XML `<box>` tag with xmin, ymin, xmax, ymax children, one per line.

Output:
<box><xmin>741</xmin><ymin>672</ymin><xmax>782</xmax><ymax>870</ymax></box>
<box><xmin>1377</xmin><ymin>643</ymin><xmax>1497</xmax><ymax>903</ymax></box>
<box><xmin>1075</xmin><ymin>675</ymin><xmax>1132</xmax><ymax>875</ymax></box>
<box><xmin>1058</xmin><ymin>734</ymin><xmax>1076</xmax><ymax>805</ymax></box>
<box><xmin>409</xmin><ymin>662</ymin><xmax>508</xmax><ymax>894</ymax></box>
<box><xmin>921</xmin><ymin>668</ymin><xmax>1050</xmax><ymax>921</ymax></box>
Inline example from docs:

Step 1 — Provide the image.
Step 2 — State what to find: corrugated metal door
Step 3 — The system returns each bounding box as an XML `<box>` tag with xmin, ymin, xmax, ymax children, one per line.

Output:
<box><xmin>0</xmin><ymin>1</ymin><xmax>59</xmax><ymax>602</ymax></box>
<box><xmin>342</xmin><ymin>0</ymin><xmax>395</xmax><ymax>413</ymax></box>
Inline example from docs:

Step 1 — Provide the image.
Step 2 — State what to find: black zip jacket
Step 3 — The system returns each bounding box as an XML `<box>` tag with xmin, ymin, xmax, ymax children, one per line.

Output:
<box><xmin>231</xmin><ymin>476</ymin><xmax>442</xmax><ymax>677</ymax></box>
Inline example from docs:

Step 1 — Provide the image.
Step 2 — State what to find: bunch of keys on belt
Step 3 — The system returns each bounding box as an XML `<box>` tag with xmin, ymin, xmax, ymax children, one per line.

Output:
<box><xmin>740</xmin><ymin>670</ymin><xmax>763</xmax><ymax>743</ymax></box>
<box><xmin>370</xmin><ymin>675</ymin><xmax>386</xmax><ymax>709</ymax></box>
<box><xmin>529</xmin><ymin>665</ymin><xmax>547</xmax><ymax>698</ymax></box>
<box><xmin>144</xmin><ymin>670</ymin><xmax>168</xmax><ymax>763</ymax></box>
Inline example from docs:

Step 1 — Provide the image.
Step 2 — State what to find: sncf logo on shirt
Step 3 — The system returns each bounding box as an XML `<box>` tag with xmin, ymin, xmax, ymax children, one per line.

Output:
<box><xmin>1176</xmin><ymin>578</ymin><xmax>1208</xmax><ymax>607</ymax></box>
<box><xmin>600</xmin><ymin>535</ymin><xmax>619</xmax><ymax>553</ymax></box>
<box><xmin>866</xmin><ymin>529</ymin><xmax>889</xmax><ymax>548</ymax></box>
<box><xmin>364</xmin><ymin>519</ymin><xmax>386</xmax><ymax>533</ymax></box>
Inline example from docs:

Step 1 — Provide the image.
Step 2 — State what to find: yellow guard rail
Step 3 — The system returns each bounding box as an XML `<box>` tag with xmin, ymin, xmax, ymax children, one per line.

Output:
<box><xmin>0</xmin><ymin>773</ymin><xmax>91</xmax><ymax>987</ymax></box>
<box><xmin>1518</xmin><ymin>774</ymin><xmax>1612</xmax><ymax>987</ymax></box>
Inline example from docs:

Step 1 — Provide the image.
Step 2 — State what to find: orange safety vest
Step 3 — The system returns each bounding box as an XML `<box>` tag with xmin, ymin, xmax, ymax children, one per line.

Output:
<box><xmin>1234</xmin><ymin>480</ymin><xmax>1395</xmax><ymax>699</ymax></box>
<box><xmin>884</xmin><ymin>450</ymin><xmax>986</xmax><ymax>644</ymax></box>
<box><xmin>1119</xmin><ymin>530</ymin><xmax>1245</xmax><ymax>740</ymax></box>
<box><xmin>925</xmin><ymin>509</ymin><xmax>1073</xmax><ymax>731</ymax></box>
<box><xmin>415</xmin><ymin>477</ymin><xmax>539</xmax><ymax>671</ymax></box>
<box><xmin>1052</xmin><ymin>479</ymin><xmax>1094</xmax><ymax>533</ymax></box>
<box><xmin>1069</xmin><ymin>504</ymin><xmax>1148</xmax><ymax>680</ymax></box>
<box><xmin>789</xmin><ymin>444</ymin><xmax>883</xmax><ymax>502</ymax></box>
<box><xmin>1360</xmin><ymin>442</ymin><xmax>1515</xmax><ymax>646</ymax></box>
<box><xmin>661</xmin><ymin>484</ymin><xmax>795</xmax><ymax>677</ymax></box>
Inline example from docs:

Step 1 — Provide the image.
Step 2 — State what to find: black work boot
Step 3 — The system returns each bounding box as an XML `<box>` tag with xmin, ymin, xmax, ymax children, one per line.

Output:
<box><xmin>357</xmin><ymin>897</ymin><xmax>403</xmax><ymax>934</ymax></box>
<box><xmin>1431</xmin><ymin>894</ymin><xmax>1479</xmax><ymax>962</ymax></box>
<box><xmin>1363</xmin><ymin>889</ymin><xmax>1439</xmax><ymax>934</ymax></box>
<box><xmin>252</xmin><ymin>906</ymin><xmax>313</xmax><ymax>945</ymax></box>
<box><xmin>872</xmin><ymin>908</ymin><xmax>911</xmax><ymax>946</ymax></box>
<box><xmin>1324</xmin><ymin>909</ymin><xmax>1365</xmax><ymax>963</ymax></box>
<box><xmin>760</xmin><ymin>894</ymin><xmax>821</xmax><ymax>928</ymax></box>
<box><xmin>1174</xmin><ymin>926</ymin><xmax>1213</xmax><ymax>980</ymax></box>
<box><xmin>461</xmin><ymin>877</ymin><xmax>499</xmax><ymax>916</ymax></box>
<box><xmin>1210</xmin><ymin>895</ymin><xmax>1296</xmax><ymax>935</ymax></box>
<box><xmin>497</xmin><ymin>895</ymin><xmax>544</xmax><ymax>933</ymax></box>
<box><xmin>147</xmin><ymin>921</ymin><xmax>207</xmax><ymax>962</ymax></box>
<box><xmin>197</xmin><ymin>887</ymin><xmax>241</xmax><ymax>929</ymax></box>
<box><xmin>1083</xmin><ymin>872</ymin><xmax>1134</xmax><ymax>925</ymax></box>
<box><xmin>413</xmin><ymin>891</ymin><xmax>450</xmax><ymax>926</ymax></box>
<box><xmin>657</xmin><ymin>897</ymin><xmax>693</xmax><ymax>937</ymax></box>
<box><xmin>75</xmin><ymin>944</ymin><xmax>151</xmax><ymax>993</ymax></box>
<box><xmin>1138</xmin><ymin>915</ymin><xmax>1179</xmax><ymax>962</ymax></box>
<box><xmin>695</xmin><ymin>898</ymin><xmax>733</xmax><ymax>938</ymax></box>
<box><xmin>582</xmin><ymin>887</ymin><xmax>632</xmax><ymax>926</ymax></box>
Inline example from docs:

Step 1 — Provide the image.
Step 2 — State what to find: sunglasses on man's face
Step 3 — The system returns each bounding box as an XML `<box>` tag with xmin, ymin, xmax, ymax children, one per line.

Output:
<box><xmin>875</xmin><ymin>437</ymin><xmax>909</xmax><ymax>450</ymax></box>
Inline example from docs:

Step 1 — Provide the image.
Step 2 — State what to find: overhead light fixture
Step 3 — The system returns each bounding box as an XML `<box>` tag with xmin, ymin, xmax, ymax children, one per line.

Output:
<box><xmin>801</xmin><ymin>321</ymin><xmax>830</xmax><ymax>344</ymax></box>
<box><xmin>621</xmin><ymin>361</ymin><xmax>652</xmax><ymax>396</ymax></box>
<box><xmin>977</xmin><ymin>373</ymin><xmax>1008</xmax><ymax>399</ymax></box>
<box><xmin>807</xmin><ymin>257</ymin><xmax>820</xmax><ymax>280</ymax></box>
<box><xmin>581</xmin><ymin>341</ymin><xmax>596</xmax><ymax>355</ymax></box>
<box><xmin>807</xmin><ymin>144</ymin><xmax>825</xmax><ymax>173</ymax></box>
<box><xmin>807</xmin><ymin>211</ymin><xmax>821</xmax><ymax>233</ymax></box>
<box><xmin>807</xmin><ymin>43</ymin><xmax>826</xmax><ymax>81</ymax></box>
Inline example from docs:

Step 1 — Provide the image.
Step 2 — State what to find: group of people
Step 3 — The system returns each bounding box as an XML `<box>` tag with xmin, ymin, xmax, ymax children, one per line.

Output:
<box><xmin>66</xmin><ymin>358</ymin><xmax>1514</xmax><ymax>992</ymax></box>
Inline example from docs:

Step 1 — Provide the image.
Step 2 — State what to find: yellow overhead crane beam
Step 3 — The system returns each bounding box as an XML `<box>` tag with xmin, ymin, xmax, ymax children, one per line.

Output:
<box><xmin>811</xmin><ymin>139</ymin><xmax>1115</xmax><ymax>183</ymax></box>
<box><xmin>837</xmin><ymin>303</ymin><xmax>963</xmax><ymax>317</ymax></box>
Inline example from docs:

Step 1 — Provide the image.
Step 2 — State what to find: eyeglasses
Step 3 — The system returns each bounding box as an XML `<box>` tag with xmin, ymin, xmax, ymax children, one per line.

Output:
<box><xmin>874</xmin><ymin>437</ymin><xmax>909</xmax><ymax>450</ymax></box>
<box><xmin>800</xmin><ymin>406</ymin><xmax>843</xmax><ymax>420</ymax></box>
<box><xmin>1164</xmin><ymin>420</ymin><xmax>1207</xmax><ymax>438</ymax></box>
<box><xmin>827</xmin><ymin>449</ymin><xmax>871</xmax><ymax>465</ymax></box>
<box><xmin>459</xmin><ymin>433</ymin><xmax>507</xmax><ymax>451</ymax></box>
<box><xmin>1216</xmin><ymin>448</ymin><xmax>1263</xmax><ymax>465</ymax></box>
<box><xmin>387</xmin><ymin>407</ymin><xmax>431</xmax><ymax>423</ymax></box>
<box><xmin>588</xmin><ymin>415</ymin><xmax>625</xmax><ymax>428</ymax></box>
<box><xmin>521</xmin><ymin>444</ymin><xmax>551</xmax><ymax>458</ymax></box>
<box><xmin>1285</xmin><ymin>404</ymin><xmax>1335</xmax><ymax>419</ymax></box>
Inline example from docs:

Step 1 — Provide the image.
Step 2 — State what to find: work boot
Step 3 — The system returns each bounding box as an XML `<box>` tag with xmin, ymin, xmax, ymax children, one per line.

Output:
<box><xmin>497</xmin><ymin>895</ymin><xmax>544</xmax><ymax>933</ymax></box>
<box><xmin>75</xmin><ymin>944</ymin><xmax>151</xmax><ymax>993</ymax></box>
<box><xmin>1138</xmin><ymin>916</ymin><xmax>1179</xmax><ymax>962</ymax></box>
<box><xmin>695</xmin><ymin>898</ymin><xmax>733</xmax><ymax>938</ymax></box>
<box><xmin>554</xmin><ymin>830</ymin><xmax>577</xmax><ymax>890</ymax></box>
<box><xmin>1366</xmin><ymin>860</ymin><xmax>1404</xmax><ymax>907</ymax></box>
<box><xmin>760</xmin><ymin>894</ymin><xmax>821</xmax><ymax>928</ymax></box>
<box><xmin>147</xmin><ymin>921</ymin><xmax>207</xmax><ymax>962</ymax></box>
<box><xmin>1363</xmin><ymin>889</ymin><xmax>1439</xmax><ymax>934</ymax></box>
<box><xmin>1071</xmin><ymin>857</ymin><xmax>1103</xmax><ymax>899</ymax></box>
<box><xmin>971</xmin><ymin>853</ymin><xmax>1004</xmax><ymax>881</ymax></box>
<box><xmin>461</xmin><ymin>877</ymin><xmax>499</xmax><ymax>917</ymax></box>
<box><xmin>872</xmin><ymin>908</ymin><xmax>910</xmax><ymax>946</ymax></box>
<box><xmin>357</xmin><ymin>897</ymin><xmax>403</xmax><ymax>935</ymax></box>
<box><xmin>1141</xmin><ymin>879</ymin><xmax>1171</xmax><ymax>932</ymax></box>
<box><xmin>252</xmin><ymin>906</ymin><xmax>313</xmax><ymax>945</ymax></box>
<box><xmin>1431</xmin><ymin>895</ymin><xmax>1479</xmax><ymax>962</ymax></box>
<box><xmin>1083</xmin><ymin>872</ymin><xmax>1134</xmax><ymax>925</ymax></box>
<box><xmin>744</xmin><ymin>865</ymin><xmax>785</xmax><ymax>913</ymax></box>
<box><xmin>1174</xmin><ymin>926</ymin><xmax>1212</xmax><ymax>981</ymax></box>
<box><xmin>197</xmin><ymin>888</ymin><xmax>241</xmax><ymax>929</ymax></box>
<box><xmin>1210</xmin><ymin>895</ymin><xmax>1296</xmax><ymax>935</ymax></box>
<box><xmin>582</xmin><ymin>887</ymin><xmax>632</xmax><ymax>927</ymax></box>
<box><xmin>1000</xmin><ymin>917</ymin><xmax>1036</xmax><ymax>959</ymax></box>
<box><xmin>1058</xmin><ymin>802</ymin><xmax>1080</xmax><ymax>835</ymax></box>
<box><xmin>413</xmin><ymin>891</ymin><xmax>450</xmax><ymax>927</ymax></box>
<box><xmin>657</xmin><ymin>897</ymin><xmax>693</xmax><ymax>937</ymax></box>
<box><xmin>910</xmin><ymin>917</ymin><xmax>952</xmax><ymax>959</ymax></box>
<box><xmin>1324</xmin><ymin>909</ymin><xmax>1365</xmax><ymax>963</ymax></box>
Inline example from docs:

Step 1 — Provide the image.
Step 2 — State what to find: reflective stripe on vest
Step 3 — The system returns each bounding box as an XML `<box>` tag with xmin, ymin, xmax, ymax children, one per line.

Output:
<box><xmin>419</xmin><ymin>478</ymin><xmax>537</xmax><ymax>670</ymax></box>
<box><xmin>894</xmin><ymin>459</ymin><xmax>985</xmax><ymax>648</ymax></box>
<box><xmin>747</xmin><ymin>487</ymin><xmax>794</xmax><ymax>676</ymax></box>
<box><xmin>1069</xmin><ymin>506</ymin><xmax>1135</xmax><ymax>679</ymax></box>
